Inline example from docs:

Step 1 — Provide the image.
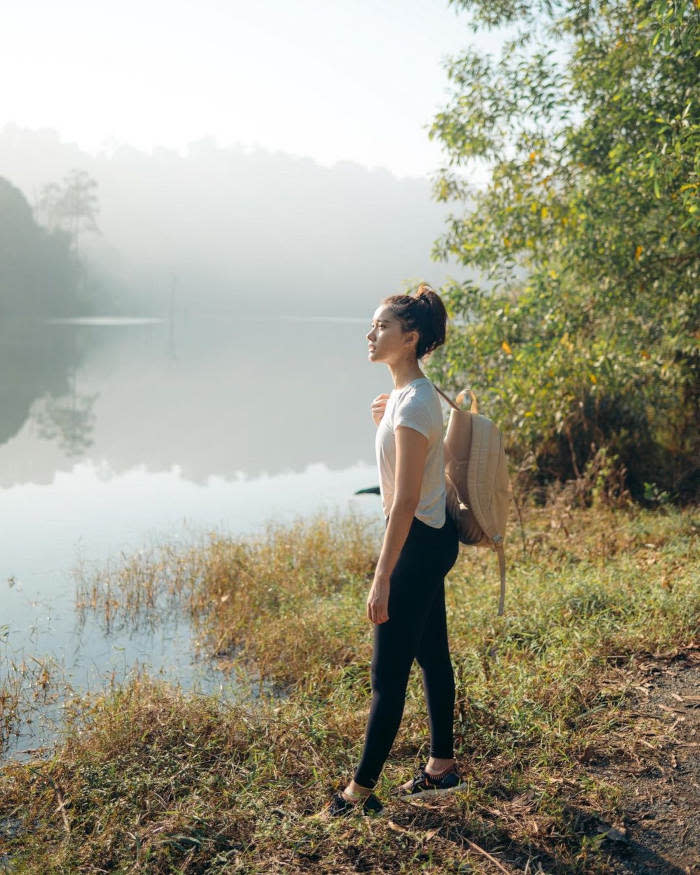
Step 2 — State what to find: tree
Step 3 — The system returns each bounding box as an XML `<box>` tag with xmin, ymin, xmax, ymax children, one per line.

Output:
<box><xmin>427</xmin><ymin>0</ymin><xmax>699</xmax><ymax>503</ymax></box>
<box><xmin>36</xmin><ymin>169</ymin><xmax>100</xmax><ymax>254</ymax></box>
<box><xmin>0</xmin><ymin>176</ymin><xmax>83</xmax><ymax>317</ymax></box>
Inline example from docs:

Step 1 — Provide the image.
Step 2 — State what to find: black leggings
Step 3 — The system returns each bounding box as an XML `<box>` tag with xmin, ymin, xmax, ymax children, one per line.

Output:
<box><xmin>353</xmin><ymin>511</ymin><xmax>460</xmax><ymax>789</ymax></box>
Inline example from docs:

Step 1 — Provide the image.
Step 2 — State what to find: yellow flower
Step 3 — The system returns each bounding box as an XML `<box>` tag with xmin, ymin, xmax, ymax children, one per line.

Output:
<box><xmin>502</xmin><ymin>340</ymin><xmax>513</xmax><ymax>355</ymax></box>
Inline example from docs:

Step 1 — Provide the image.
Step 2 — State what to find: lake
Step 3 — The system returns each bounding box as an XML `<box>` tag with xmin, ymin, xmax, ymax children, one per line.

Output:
<box><xmin>0</xmin><ymin>312</ymin><xmax>390</xmax><ymax>757</ymax></box>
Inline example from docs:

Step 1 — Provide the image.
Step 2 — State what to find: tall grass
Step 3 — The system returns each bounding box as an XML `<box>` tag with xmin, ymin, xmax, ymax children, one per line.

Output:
<box><xmin>76</xmin><ymin>508</ymin><xmax>380</xmax><ymax>689</ymax></box>
<box><xmin>0</xmin><ymin>652</ymin><xmax>64</xmax><ymax>758</ymax></box>
<box><xmin>1</xmin><ymin>502</ymin><xmax>698</xmax><ymax>872</ymax></box>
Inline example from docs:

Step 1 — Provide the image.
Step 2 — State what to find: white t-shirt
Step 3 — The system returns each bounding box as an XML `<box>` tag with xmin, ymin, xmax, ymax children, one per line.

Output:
<box><xmin>375</xmin><ymin>376</ymin><xmax>446</xmax><ymax>528</ymax></box>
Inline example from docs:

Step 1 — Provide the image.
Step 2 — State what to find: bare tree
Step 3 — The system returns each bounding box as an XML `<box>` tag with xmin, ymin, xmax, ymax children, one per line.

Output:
<box><xmin>35</xmin><ymin>169</ymin><xmax>100</xmax><ymax>254</ymax></box>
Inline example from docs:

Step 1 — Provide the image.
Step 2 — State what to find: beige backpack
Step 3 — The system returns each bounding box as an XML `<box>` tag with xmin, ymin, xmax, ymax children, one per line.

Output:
<box><xmin>432</xmin><ymin>384</ymin><xmax>511</xmax><ymax>616</ymax></box>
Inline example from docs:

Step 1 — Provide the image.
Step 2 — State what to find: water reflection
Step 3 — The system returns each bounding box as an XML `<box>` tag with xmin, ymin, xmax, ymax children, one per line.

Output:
<box><xmin>0</xmin><ymin>312</ymin><xmax>385</xmax><ymax>486</ymax></box>
<box><xmin>0</xmin><ymin>313</ymin><xmax>387</xmax><ymax>758</ymax></box>
<box><xmin>31</xmin><ymin>383</ymin><xmax>98</xmax><ymax>457</ymax></box>
<box><xmin>0</xmin><ymin>319</ymin><xmax>87</xmax><ymax>451</ymax></box>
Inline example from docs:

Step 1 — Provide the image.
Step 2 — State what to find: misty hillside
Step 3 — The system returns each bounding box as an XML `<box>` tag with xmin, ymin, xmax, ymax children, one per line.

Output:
<box><xmin>0</xmin><ymin>176</ymin><xmax>86</xmax><ymax>317</ymax></box>
<box><xmin>0</xmin><ymin>125</ymin><xmax>469</xmax><ymax>316</ymax></box>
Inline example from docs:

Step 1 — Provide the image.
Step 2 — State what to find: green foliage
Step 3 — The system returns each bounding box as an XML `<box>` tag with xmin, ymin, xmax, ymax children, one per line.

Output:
<box><xmin>428</xmin><ymin>0</ymin><xmax>699</xmax><ymax>502</ymax></box>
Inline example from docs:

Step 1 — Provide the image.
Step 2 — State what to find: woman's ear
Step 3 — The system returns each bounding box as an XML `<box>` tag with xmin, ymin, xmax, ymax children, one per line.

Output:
<box><xmin>403</xmin><ymin>328</ymin><xmax>419</xmax><ymax>354</ymax></box>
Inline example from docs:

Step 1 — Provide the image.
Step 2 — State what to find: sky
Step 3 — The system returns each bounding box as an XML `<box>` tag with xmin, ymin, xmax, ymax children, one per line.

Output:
<box><xmin>2</xmin><ymin>0</ymin><xmax>507</xmax><ymax>180</ymax></box>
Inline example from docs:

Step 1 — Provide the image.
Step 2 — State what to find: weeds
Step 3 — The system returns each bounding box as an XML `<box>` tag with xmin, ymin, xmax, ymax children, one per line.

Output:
<box><xmin>1</xmin><ymin>501</ymin><xmax>698</xmax><ymax>872</ymax></box>
<box><xmin>0</xmin><ymin>653</ymin><xmax>65</xmax><ymax>758</ymax></box>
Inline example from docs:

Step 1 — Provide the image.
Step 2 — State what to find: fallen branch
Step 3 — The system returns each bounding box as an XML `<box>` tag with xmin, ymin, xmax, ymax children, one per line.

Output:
<box><xmin>55</xmin><ymin>787</ymin><xmax>71</xmax><ymax>836</ymax></box>
<box><xmin>465</xmin><ymin>838</ymin><xmax>513</xmax><ymax>874</ymax></box>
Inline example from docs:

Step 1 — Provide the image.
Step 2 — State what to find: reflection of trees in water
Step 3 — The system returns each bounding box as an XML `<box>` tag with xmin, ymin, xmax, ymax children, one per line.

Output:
<box><xmin>0</xmin><ymin>320</ymin><xmax>96</xmax><ymax>455</ymax></box>
<box><xmin>31</xmin><ymin>378</ymin><xmax>98</xmax><ymax>457</ymax></box>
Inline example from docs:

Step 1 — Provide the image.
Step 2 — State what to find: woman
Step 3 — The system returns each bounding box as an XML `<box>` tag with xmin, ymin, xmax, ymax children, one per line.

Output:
<box><xmin>326</xmin><ymin>283</ymin><xmax>464</xmax><ymax>817</ymax></box>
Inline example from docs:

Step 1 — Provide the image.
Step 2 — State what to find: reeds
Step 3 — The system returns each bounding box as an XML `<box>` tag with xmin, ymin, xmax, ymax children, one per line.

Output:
<box><xmin>0</xmin><ymin>653</ymin><xmax>65</xmax><ymax>758</ymax></box>
<box><xmin>75</xmin><ymin>508</ymin><xmax>381</xmax><ymax>688</ymax></box>
<box><xmin>1</xmin><ymin>501</ymin><xmax>698</xmax><ymax>872</ymax></box>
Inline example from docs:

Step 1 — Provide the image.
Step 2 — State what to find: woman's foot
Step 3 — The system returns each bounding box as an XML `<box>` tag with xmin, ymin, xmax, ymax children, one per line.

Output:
<box><xmin>325</xmin><ymin>788</ymin><xmax>384</xmax><ymax>817</ymax></box>
<box><xmin>392</xmin><ymin>761</ymin><xmax>466</xmax><ymax>799</ymax></box>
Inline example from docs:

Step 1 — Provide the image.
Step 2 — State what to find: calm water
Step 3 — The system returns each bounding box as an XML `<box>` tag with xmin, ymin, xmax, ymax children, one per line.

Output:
<box><xmin>0</xmin><ymin>312</ymin><xmax>390</xmax><ymax>757</ymax></box>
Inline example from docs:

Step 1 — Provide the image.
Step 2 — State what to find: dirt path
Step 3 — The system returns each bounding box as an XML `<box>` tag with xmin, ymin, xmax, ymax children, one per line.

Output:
<box><xmin>584</xmin><ymin>649</ymin><xmax>699</xmax><ymax>874</ymax></box>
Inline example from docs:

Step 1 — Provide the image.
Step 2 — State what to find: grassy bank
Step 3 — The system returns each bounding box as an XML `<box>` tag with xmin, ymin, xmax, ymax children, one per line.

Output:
<box><xmin>1</xmin><ymin>501</ymin><xmax>698</xmax><ymax>872</ymax></box>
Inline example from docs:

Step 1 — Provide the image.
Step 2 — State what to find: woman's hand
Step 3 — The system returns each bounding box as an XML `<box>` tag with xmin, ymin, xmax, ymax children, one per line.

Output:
<box><xmin>366</xmin><ymin>572</ymin><xmax>390</xmax><ymax>624</ymax></box>
<box><xmin>371</xmin><ymin>393</ymin><xmax>390</xmax><ymax>427</ymax></box>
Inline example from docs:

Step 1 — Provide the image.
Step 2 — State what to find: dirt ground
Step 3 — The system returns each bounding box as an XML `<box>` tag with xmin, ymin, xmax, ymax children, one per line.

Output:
<box><xmin>583</xmin><ymin>648</ymin><xmax>699</xmax><ymax>874</ymax></box>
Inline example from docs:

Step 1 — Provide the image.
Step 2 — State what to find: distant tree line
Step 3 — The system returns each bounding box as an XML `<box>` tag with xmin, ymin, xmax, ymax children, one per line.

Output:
<box><xmin>0</xmin><ymin>171</ymin><xmax>99</xmax><ymax>318</ymax></box>
<box><xmin>428</xmin><ymin>0</ymin><xmax>699</xmax><ymax>504</ymax></box>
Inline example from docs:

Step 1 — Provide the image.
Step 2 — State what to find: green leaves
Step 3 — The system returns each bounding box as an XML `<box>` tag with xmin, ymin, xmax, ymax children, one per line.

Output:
<box><xmin>429</xmin><ymin>0</ymin><xmax>700</xmax><ymax>502</ymax></box>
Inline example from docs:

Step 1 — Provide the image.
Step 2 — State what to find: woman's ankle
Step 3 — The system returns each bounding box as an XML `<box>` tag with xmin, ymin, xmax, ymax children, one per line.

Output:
<box><xmin>425</xmin><ymin>756</ymin><xmax>455</xmax><ymax>775</ymax></box>
<box><xmin>343</xmin><ymin>779</ymin><xmax>372</xmax><ymax>800</ymax></box>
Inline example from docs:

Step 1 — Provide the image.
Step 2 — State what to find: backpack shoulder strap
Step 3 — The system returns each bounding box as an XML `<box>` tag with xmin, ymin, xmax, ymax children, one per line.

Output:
<box><xmin>431</xmin><ymin>382</ymin><xmax>479</xmax><ymax>414</ymax></box>
<box><xmin>494</xmin><ymin>538</ymin><xmax>506</xmax><ymax>616</ymax></box>
<box><xmin>431</xmin><ymin>383</ymin><xmax>460</xmax><ymax>411</ymax></box>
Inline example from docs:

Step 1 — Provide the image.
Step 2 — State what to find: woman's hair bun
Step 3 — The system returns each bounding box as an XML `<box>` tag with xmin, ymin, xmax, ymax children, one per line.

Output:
<box><xmin>383</xmin><ymin>282</ymin><xmax>447</xmax><ymax>359</ymax></box>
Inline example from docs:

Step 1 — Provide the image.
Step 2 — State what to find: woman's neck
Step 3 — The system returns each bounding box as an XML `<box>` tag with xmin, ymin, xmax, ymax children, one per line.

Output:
<box><xmin>389</xmin><ymin>360</ymin><xmax>424</xmax><ymax>391</ymax></box>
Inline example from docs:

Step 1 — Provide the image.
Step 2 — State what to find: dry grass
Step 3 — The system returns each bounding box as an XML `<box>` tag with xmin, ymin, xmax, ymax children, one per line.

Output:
<box><xmin>1</xmin><ymin>500</ymin><xmax>698</xmax><ymax>873</ymax></box>
<box><xmin>75</xmin><ymin>508</ymin><xmax>379</xmax><ymax>690</ymax></box>
<box><xmin>0</xmin><ymin>653</ymin><xmax>64</xmax><ymax>758</ymax></box>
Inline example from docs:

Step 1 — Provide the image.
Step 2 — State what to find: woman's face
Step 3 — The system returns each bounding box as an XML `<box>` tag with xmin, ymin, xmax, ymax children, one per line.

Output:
<box><xmin>366</xmin><ymin>304</ymin><xmax>417</xmax><ymax>365</ymax></box>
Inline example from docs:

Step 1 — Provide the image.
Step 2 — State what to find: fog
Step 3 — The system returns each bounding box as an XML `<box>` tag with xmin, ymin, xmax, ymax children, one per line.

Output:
<box><xmin>0</xmin><ymin>122</ymin><xmax>476</xmax><ymax>485</ymax></box>
<box><xmin>0</xmin><ymin>124</ymin><xmax>471</xmax><ymax>317</ymax></box>
<box><xmin>1</xmin><ymin>121</ymin><xmax>478</xmax><ymax>742</ymax></box>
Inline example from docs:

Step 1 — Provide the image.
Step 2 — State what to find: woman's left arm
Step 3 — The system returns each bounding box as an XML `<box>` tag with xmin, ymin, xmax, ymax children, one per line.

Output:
<box><xmin>366</xmin><ymin>425</ymin><xmax>428</xmax><ymax>624</ymax></box>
